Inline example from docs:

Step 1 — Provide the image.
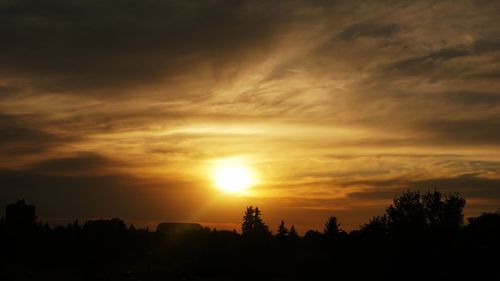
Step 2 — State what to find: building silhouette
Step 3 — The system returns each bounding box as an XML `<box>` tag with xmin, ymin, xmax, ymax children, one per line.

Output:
<box><xmin>6</xmin><ymin>199</ymin><xmax>36</xmax><ymax>230</ymax></box>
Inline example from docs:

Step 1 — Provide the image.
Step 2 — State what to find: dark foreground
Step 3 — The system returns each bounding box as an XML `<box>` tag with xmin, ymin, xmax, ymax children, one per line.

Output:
<box><xmin>1</xmin><ymin>191</ymin><xmax>499</xmax><ymax>281</ymax></box>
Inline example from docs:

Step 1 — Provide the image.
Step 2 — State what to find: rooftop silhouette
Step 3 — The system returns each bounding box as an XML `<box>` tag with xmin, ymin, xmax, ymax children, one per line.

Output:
<box><xmin>1</xmin><ymin>190</ymin><xmax>499</xmax><ymax>281</ymax></box>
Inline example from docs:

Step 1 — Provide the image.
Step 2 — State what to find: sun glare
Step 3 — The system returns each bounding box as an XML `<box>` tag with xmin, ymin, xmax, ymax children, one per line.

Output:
<box><xmin>212</xmin><ymin>161</ymin><xmax>255</xmax><ymax>194</ymax></box>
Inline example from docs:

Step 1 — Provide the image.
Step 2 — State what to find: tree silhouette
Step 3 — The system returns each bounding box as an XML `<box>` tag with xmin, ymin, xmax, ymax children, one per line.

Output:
<box><xmin>422</xmin><ymin>190</ymin><xmax>444</xmax><ymax>226</ymax></box>
<box><xmin>277</xmin><ymin>220</ymin><xmax>289</xmax><ymax>238</ymax></box>
<box><xmin>253</xmin><ymin>207</ymin><xmax>269</xmax><ymax>234</ymax></box>
<box><xmin>242</xmin><ymin>206</ymin><xmax>255</xmax><ymax>234</ymax></box>
<box><xmin>241</xmin><ymin>206</ymin><xmax>270</xmax><ymax>237</ymax></box>
<box><xmin>386</xmin><ymin>190</ymin><xmax>426</xmax><ymax>235</ymax></box>
<box><xmin>324</xmin><ymin>216</ymin><xmax>342</xmax><ymax>238</ymax></box>
<box><xmin>2</xmin><ymin>192</ymin><xmax>499</xmax><ymax>280</ymax></box>
<box><xmin>422</xmin><ymin>191</ymin><xmax>465</xmax><ymax>232</ymax></box>
<box><xmin>385</xmin><ymin>190</ymin><xmax>466</xmax><ymax>236</ymax></box>
<box><xmin>304</xmin><ymin>229</ymin><xmax>322</xmax><ymax>239</ymax></box>
<box><xmin>442</xmin><ymin>192</ymin><xmax>466</xmax><ymax>230</ymax></box>
<box><xmin>289</xmin><ymin>225</ymin><xmax>298</xmax><ymax>239</ymax></box>
<box><xmin>466</xmin><ymin>210</ymin><xmax>500</xmax><ymax>244</ymax></box>
<box><xmin>360</xmin><ymin>215</ymin><xmax>388</xmax><ymax>237</ymax></box>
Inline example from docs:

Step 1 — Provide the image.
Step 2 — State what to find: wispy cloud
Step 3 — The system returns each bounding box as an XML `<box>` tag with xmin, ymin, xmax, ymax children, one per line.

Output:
<box><xmin>1</xmin><ymin>0</ymin><xmax>500</xmax><ymax>230</ymax></box>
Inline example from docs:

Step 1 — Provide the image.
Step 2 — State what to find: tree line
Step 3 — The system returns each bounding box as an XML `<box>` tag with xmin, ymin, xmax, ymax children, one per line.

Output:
<box><xmin>1</xmin><ymin>190</ymin><xmax>499</xmax><ymax>281</ymax></box>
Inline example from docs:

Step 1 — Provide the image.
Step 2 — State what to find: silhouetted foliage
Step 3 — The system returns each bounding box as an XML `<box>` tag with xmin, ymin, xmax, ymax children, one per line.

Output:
<box><xmin>277</xmin><ymin>220</ymin><xmax>289</xmax><ymax>238</ymax></box>
<box><xmin>387</xmin><ymin>190</ymin><xmax>427</xmax><ymax>235</ymax></box>
<box><xmin>304</xmin><ymin>229</ymin><xmax>322</xmax><ymax>239</ymax></box>
<box><xmin>423</xmin><ymin>191</ymin><xmax>466</xmax><ymax>231</ymax></box>
<box><xmin>384</xmin><ymin>190</ymin><xmax>466</xmax><ymax>238</ymax></box>
<box><xmin>360</xmin><ymin>215</ymin><xmax>388</xmax><ymax>237</ymax></box>
<box><xmin>324</xmin><ymin>216</ymin><xmax>342</xmax><ymax>238</ymax></box>
<box><xmin>241</xmin><ymin>205</ymin><xmax>270</xmax><ymax>238</ymax></box>
<box><xmin>466</xmin><ymin>210</ymin><xmax>500</xmax><ymax>245</ymax></box>
<box><xmin>242</xmin><ymin>206</ymin><xmax>255</xmax><ymax>234</ymax></box>
<box><xmin>289</xmin><ymin>225</ymin><xmax>298</xmax><ymax>239</ymax></box>
<box><xmin>1</xmin><ymin>192</ymin><xmax>498</xmax><ymax>281</ymax></box>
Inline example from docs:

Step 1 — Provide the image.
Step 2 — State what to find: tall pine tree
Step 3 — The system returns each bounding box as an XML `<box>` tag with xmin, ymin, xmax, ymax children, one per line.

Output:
<box><xmin>241</xmin><ymin>206</ymin><xmax>271</xmax><ymax>237</ymax></box>
<box><xmin>242</xmin><ymin>206</ymin><xmax>255</xmax><ymax>235</ymax></box>
<box><xmin>324</xmin><ymin>216</ymin><xmax>342</xmax><ymax>238</ymax></box>
<box><xmin>277</xmin><ymin>220</ymin><xmax>289</xmax><ymax>237</ymax></box>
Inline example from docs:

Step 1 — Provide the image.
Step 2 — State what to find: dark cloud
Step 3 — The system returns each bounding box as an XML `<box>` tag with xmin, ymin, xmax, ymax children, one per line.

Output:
<box><xmin>326</xmin><ymin>153</ymin><xmax>464</xmax><ymax>159</ymax></box>
<box><xmin>473</xmin><ymin>38</ymin><xmax>500</xmax><ymax>54</ymax></box>
<box><xmin>0</xmin><ymin>166</ymin><xmax>153</xmax><ymax>219</ymax></box>
<box><xmin>336</xmin><ymin>22</ymin><xmax>400</xmax><ymax>41</ymax></box>
<box><xmin>0</xmin><ymin>114</ymin><xmax>53</xmax><ymax>142</ymax></box>
<box><xmin>382</xmin><ymin>38</ymin><xmax>500</xmax><ymax>78</ymax></box>
<box><xmin>345</xmin><ymin>174</ymin><xmax>500</xmax><ymax>202</ymax></box>
<box><xmin>437</xmin><ymin>91</ymin><xmax>500</xmax><ymax>106</ymax></box>
<box><xmin>382</xmin><ymin>47</ymin><xmax>470</xmax><ymax>77</ymax></box>
<box><xmin>410</xmin><ymin>174</ymin><xmax>500</xmax><ymax>199</ymax></box>
<box><xmin>0</xmin><ymin>0</ymin><xmax>310</xmax><ymax>95</ymax></box>
<box><xmin>1</xmin><ymin>0</ymin><xmax>500</xmax><ymax>230</ymax></box>
<box><xmin>0</xmin><ymin>85</ymin><xmax>17</xmax><ymax>96</ymax></box>
<box><xmin>0</xmin><ymin>114</ymin><xmax>76</xmax><ymax>156</ymax></box>
<box><xmin>0</xmin><ymin>162</ymin><xmax>204</xmax><ymax>221</ymax></box>
<box><xmin>25</xmin><ymin>152</ymin><xmax>116</xmax><ymax>175</ymax></box>
<box><xmin>419</xmin><ymin>119</ymin><xmax>500</xmax><ymax>145</ymax></box>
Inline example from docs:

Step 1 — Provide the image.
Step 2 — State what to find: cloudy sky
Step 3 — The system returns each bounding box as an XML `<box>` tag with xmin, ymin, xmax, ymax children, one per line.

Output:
<box><xmin>1</xmin><ymin>0</ymin><xmax>500</xmax><ymax>232</ymax></box>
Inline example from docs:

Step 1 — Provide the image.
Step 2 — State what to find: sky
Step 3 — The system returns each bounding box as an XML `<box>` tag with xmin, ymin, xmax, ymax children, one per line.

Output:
<box><xmin>1</xmin><ymin>0</ymin><xmax>500</xmax><ymax>232</ymax></box>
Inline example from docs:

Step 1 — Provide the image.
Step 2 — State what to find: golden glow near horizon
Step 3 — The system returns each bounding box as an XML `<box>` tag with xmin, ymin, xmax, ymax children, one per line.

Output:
<box><xmin>212</xmin><ymin>158</ymin><xmax>256</xmax><ymax>194</ymax></box>
<box><xmin>1</xmin><ymin>1</ymin><xmax>500</xmax><ymax>232</ymax></box>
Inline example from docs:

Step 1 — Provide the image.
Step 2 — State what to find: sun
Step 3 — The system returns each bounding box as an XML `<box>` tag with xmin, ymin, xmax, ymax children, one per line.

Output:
<box><xmin>212</xmin><ymin>163</ymin><xmax>255</xmax><ymax>194</ymax></box>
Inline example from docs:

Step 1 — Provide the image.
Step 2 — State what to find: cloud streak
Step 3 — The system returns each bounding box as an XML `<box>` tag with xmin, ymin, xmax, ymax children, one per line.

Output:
<box><xmin>1</xmin><ymin>0</ymin><xmax>500</xmax><ymax>230</ymax></box>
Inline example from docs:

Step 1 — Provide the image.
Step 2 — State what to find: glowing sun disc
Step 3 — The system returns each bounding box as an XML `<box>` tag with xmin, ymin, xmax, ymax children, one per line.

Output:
<box><xmin>213</xmin><ymin>164</ymin><xmax>254</xmax><ymax>193</ymax></box>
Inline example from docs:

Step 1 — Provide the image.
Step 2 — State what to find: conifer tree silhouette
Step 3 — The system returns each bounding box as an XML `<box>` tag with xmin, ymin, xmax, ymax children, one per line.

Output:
<box><xmin>324</xmin><ymin>216</ymin><xmax>342</xmax><ymax>238</ymax></box>
<box><xmin>242</xmin><ymin>206</ymin><xmax>255</xmax><ymax>235</ymax></box>
<box><xmin>253</xmin><ymin>207</ymin><xmax>270</xmax><ymax>235</ymax></box>
<box><xmin>242</xmin><ymin>206</ymin><xmax>270</xmax><ymax>237</ymax></box>
<box><xmin>289</xmin><ymin>225</ymin><xmax>298</xmax><ymax>239</ymax></box>
<box><xmin>277</xmin><ymin>220</ymin><xmax>289</xmax><ymax>237</ymax></box>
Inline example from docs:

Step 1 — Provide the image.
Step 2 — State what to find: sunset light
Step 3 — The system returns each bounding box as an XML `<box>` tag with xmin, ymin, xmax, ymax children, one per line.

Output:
<box><xmin>2</xmin><ymin>1</ymin><xmax>500</xmax><ymax>279</ymax></box>
<box><xmin>213</xmin><ymin>162</ymin><xmax>255</xmax><ymax>194</ymax></box>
